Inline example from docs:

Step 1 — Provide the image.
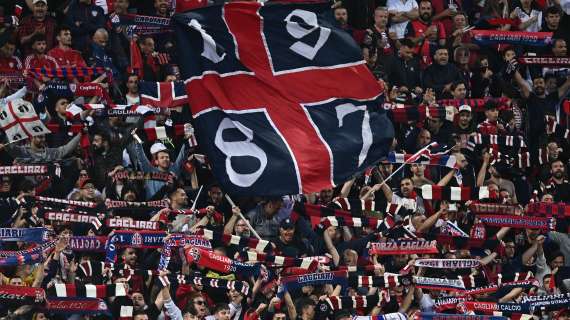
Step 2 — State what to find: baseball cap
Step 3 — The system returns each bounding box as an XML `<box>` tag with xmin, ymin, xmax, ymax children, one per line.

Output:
<box><xmin>458</xmin><ymin>105</ymin><xmax>471</xmax><ymax>113</ymax></box>
<box><xmin>150</xmin><ymin>142</ymin><xmax>168</xmax><ymax>155</ymax></box>
<box><xmin>33</xmin><ymin>0</ymin><xmax>47</xmax><ymax>4</ymax></box>
<box><xmin>280</xmin><ymin>218</ymin><xmax>295</xmax><ymax>229</ymax></box>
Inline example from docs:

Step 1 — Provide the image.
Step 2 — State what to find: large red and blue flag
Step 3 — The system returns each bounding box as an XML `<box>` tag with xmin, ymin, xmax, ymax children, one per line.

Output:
<box><xmin>173</xmin><ymin>1</ymin><xmax>394</xmax><ymax>195</ymax></box>
<box><xmin>139</xmin><ymin>80</ymin><xmax>188</xmax><ymax>108</ymax></box>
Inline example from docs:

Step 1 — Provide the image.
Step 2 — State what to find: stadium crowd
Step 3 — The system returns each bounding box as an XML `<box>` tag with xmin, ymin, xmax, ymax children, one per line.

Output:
<box><xmin>1</xmin><ymin>0</ymin><xmax>570</xmax><ymax>319</ymax></box>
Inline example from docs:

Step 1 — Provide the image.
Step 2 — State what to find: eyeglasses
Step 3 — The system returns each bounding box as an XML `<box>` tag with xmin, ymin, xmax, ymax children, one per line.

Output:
<box><xmin>194</xmin><ymin>300</ymin><xmax>205</xmax><ymax>305</ymax></box>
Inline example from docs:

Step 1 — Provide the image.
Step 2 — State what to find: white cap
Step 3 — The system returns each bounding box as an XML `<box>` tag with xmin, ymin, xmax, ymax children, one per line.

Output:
<box><xmin>458</xmin><ymin>105</ymin><xmax>472</xmax><ymax>113</ymax></box>
<box><xmin>150</xmin><ymin>142</ymin><xmax>168</xmax><ymax>155</ymax></box>
<box><xmin>33</xmin><ymin>0</ymin><xmax>47</xmax><ymax>4</ymax></box>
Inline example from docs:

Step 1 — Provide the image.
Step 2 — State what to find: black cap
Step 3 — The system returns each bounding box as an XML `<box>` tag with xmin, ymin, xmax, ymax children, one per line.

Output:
<box><xmin>280</xmin><ymin>218</ymin><xmax>295</xmax><ymax>229</ymax></box>
<box><xmin>334</xmin><ymin>310</ymin><xmax>352</xmax><ymax>320</ymax></box>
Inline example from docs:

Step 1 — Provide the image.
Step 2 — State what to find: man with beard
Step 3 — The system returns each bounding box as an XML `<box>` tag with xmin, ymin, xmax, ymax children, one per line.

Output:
<box><xmin>405</xmin><ymin>0</ymin><xmax>445</xmax><ymax>65</ymax></box>
<box><xmin>513</xmin><ymin>67</ymin><xmax>570</xmax><ymax>151</ymax></box>
<box><xmin>543</xmin><ymin>159</ymin><xmax>570</xmax><ymax>203</ymax></box>
<box><xmin>375</xmin><ymin>176</ymin><xmax>425</xmax><ymax>214</ymax></box>
<box><xmin>422</xmin><ymin>47</ymin><xmax>463</xmax><ymax>98</ymax></box>
<box><xmin>274</xmin><ymin>218</ymin><xmax>310</xmax><ymax>258</ymax></box>
<box><xmin>48</xmin><ymin>25</ymin><xmax>87</xmax><ymax>68</ymax></box>
<box><xmin>90</xmin><ymin>131</ymin><xmax>125</xmax><ymax>189</ymax></box>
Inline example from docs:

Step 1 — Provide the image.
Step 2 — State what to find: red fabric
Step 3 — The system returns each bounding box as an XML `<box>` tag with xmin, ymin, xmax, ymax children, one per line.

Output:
<box><xmin>175</xmin><ymin>0</ymin><xmax>207</xmax><ymax>12</ymax></box>
<box><xmin>0</xmin><ymin>56</ymin><xmax>22</xmax><ymax>72</ymax></box>
<box><xmin>16</xmin><ymin>16</ymin><xmax>57</xmax><ymax>55</ymax></box>
<box><xmin>129</xmin><ymin>39</ymin><xmax>143</xmax><ymax>77</ymax></box>
<box><xmin>47</xmin><ymin>47</ymin><xmax>87</xmax><ymax>68</ymax></box>
<box><xmin>477</xmin><ymin>120</ymin><xmax>500</xmax><ymax>135</ymax></box>
<box><xmin>24</xmin><ymin>54</ymin><xmax>59</xmax><ymax>70</ymax></box>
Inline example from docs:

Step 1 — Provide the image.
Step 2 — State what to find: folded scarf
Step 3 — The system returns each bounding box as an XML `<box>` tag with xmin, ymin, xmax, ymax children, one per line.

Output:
<box><xmin>319</xmin><ymin>216</ymin><xmax>395</xmax><ymax>233</ymax></box>
<box><xmin>437</xmin><ymin>97</ymin><xmax>510</xmax><ymax>112</ymax></box>
<box><xmin>439</xmin><ymin>221</ymin><xmax>469</xmax><ymax>237</ymax></box>
<box><xmin>419</xmin><ymin>185</ymin><xmax>495</xmax><ymax>201</ymax></box>
<box><xmin>44</xmin><ymin>211</ymin><xmax>102</xmax><ymax>230</ymax></box>
<box><xmin>385</xmin><ymin>104</ymin><xmax>456</xmax><ymax>123</ymax></box>
<box><xmin>185</xmin><ymin>247</ymin><xmax>261</xmax><ymax>278</ymax></box>
<box><xmin>0</xmin><ymin>285</ymin><xmax>45</xmax><ymax>306</ymax></box>
<box><xmin>44</xmin><ymin>298</ymin><xmax>111</xmax><ymax>316</ymax></box>
<box><xmin>158</xmin><ymin>274</ymin><xmax>250</xmax><ymax>295</ymax></box>
<box><xmin>0</xmin><ymin>227</ymin><xmax>49</xmax><ymax>242</ymax></box>
<box><xmin>414</xmin><ymin>259</ymin><xmax>480</xmax><ymax>269</ymax></box>
<box><xmin>112</xmin><ymin>13</ymin><xmax>171</xmax><ymax>27</ymax></box>
<box><xmin>104</xmin><ymin>199</ymin><xmax>169</xmax><ymax>210</ymax></box>
<box><xmin>476</xmin><ymin>214</ymin><xmax>553</xmax><ymax>230</ymax></box>
<box><xmin>197</xmin><ymin>229</ymin><xmax>272</xmax><ymax>253</ymax></box>
<box><xmin>469</xmin><ymin>202</ymin><xmax>520</xmax><ymax>215</ymax></box>
<box><xmin>31</xmin><ymin>196</ymin><xmax>97</xmax><ymax>209</ymax></box>
<box><xmin>467</xmin><ymin>133</ymin><xmax>527</xmax><ymax>149</ymax></box>
<box><xmin>471</xmin><ymin>30</ymin><xmax>554</xmax><ymax>46</ymax></box>
<box><xmin>49</xmin><ymin>284</ymin><xmax>127</xmax><ymax>298</ymax></box>
<box><xmin>348</xmin><ymin>274</ymin><xmax>412</xmax><ymax>288</ymax></box>
<box><xmin>325</xmin><ymin>294</ymin><xmax>383</xmax><ymax>310</ymax></box>
<box><xmin>518</xmin><ymin>56</ymin><xmax>570</xmax><ymax>66</ymax></box>
<box><xmin>332</xmin><ymin>197</ymin><xmax>376</xmax><ymax>213</ymax></box>
<box><xmin>526</xmin><ymin>202</ymin><xmax>570</xmax><ymax>218</ymax></box>
<box><xmin>388</xmin><ymin>152</ymin><xmax>457</xmax><ymax>169</ymax></box>
<box><xmin>240</xmin><ymin>251</ymin><xmax>322</xmax><ymax>270</ymax></box>
<box><xmin>369</xmin><ymin>240</ymin><xmax>438</xmax><ymax>255</ymax></box>
<box><xmin>111</xmin><ymin>170</ymin><xmax>174</xmax><ymax>183</ymax></box>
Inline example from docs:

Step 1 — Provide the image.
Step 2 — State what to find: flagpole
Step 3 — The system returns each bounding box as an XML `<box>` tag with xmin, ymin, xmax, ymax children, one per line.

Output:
<box><xmin>224</xmin><ymin>194</ymin><xmax>263</xmax><ymax>241</ymax></box>
<box><xmin>190</xmin><ymin>185</ymin><xmax>204</xmax><ymax>211</ymax></box>
<box><xmin>374</xmin><ymin>142</ymin><xmax>436</xmax><ymax>191</ymax></box>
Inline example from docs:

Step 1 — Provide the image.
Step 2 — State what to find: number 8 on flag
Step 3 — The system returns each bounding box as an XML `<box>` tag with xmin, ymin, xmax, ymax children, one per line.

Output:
<box><xmin>173</xmin><ymin>2</ymin><xmax>394</xmax><ymax>196</ymax></box>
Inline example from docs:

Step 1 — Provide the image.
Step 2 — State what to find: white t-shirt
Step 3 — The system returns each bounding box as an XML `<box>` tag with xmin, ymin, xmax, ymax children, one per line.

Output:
<box><xmin>513</xmin><ymin>7</ymin><xmax>542</xmax><ymax>32</ymax></box>
<box><xmin>387</xmin><ymin>0</ymin><xmax>419</xmax><ymax>39</ymax></box>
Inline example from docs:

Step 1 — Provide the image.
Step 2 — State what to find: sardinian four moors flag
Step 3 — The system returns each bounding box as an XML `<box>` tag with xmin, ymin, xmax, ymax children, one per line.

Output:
<box><xmin>0</xmin><ymin>99</ymin><xmax>50</xmax><ymax>143</ymax></box>
<box><xmin>173</xmin><ymin>1</ymin><xmax>394</xmax><ymax>195</ymax></box>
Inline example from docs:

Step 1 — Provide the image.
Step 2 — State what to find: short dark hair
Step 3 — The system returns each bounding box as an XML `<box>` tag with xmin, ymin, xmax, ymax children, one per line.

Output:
<box><xmin>450</xmin><ymin>81</ymin><xmax>466</xmax><ymax>92</ymax></box>
<box><xmin>30</xmin><ymin>33</ymin><xmax>46</xmax><ymax>45</ymax></box>
<box><xmin>56</xmin><ymin>25</ymin><xmax>71</xmax><ymax>36</ymax></box>
<box><xmin>550</xmin><ymin>159</ymin><xmax>564</xmax><ymax>168</ymax></box>
<box><xmin>546</xmin><ymin>6</ymin><xmax>561</xmax><ymax>15</ymax></box>
<box><xmin>212</xmin><ymin>303</ymin><xmax>230</xmax><ymax>314</ymax></box>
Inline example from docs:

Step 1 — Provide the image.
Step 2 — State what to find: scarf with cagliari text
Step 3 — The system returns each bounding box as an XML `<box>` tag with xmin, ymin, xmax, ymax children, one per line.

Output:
<box><xmin>437</xmin><ymin>97</ymin><xmax>511</xmax><ymax>112</ymax></box>
<box><xmin>471</xmin><ymin>30</ymin><xmax>553</xmax><ymax>47</ymax></box>
<box><xmin>158</xmin><ymin>234</ymin><xmax>212</xmax><ymax>271</ymax></box>
<box><xmin>44</xmin><ymin>211</ymin><xmax>102</xmax><ymax>230</ymax></box>
<box><xmin>0</xmin><ymin>285</ymin><xmax>45</xmax><ymax>306</ymax></box>
<box><xmin>413</xmin><ymin>276</ymin><xmax>466</xmax><ymax>291</ymax></box>
<box><xmin>368</xmin><ymin>240</ymin><xmax>438</xmax><ymax>255</ymax></box>
<box><xmin>277</xmin><ymin>271</ymin><xmax>349</xmax><ymax>298</ymax></box>
<box><xmin>354</xmin><ymin>314</ymin><xmax>407</xmax><ymax>320</ymax></box>
<box><xmin>48</xmin><ymin>283</ymin><xmax>128</xmax><ymax>298</ymax></box>
<box><xmin>239</xmin><ymin>251</ymin><xmax>323</xmax><ymax>271</ymax></box>
<box><xmin>105</xmin><ymin>230</ymin><xmax>167</xmax><ymax>263</ymax></box>
<box><xmin>0</xmin><ymin>164</ymin><xmax>61</xmax><ymax>177</ymax></box>
<box><xmin>44</xmin><ymin>298</ymin><xmax>111</xmax><ymax>316</ymax></box>
<box><xmin>469</xmin><ymin>202</ymin><xmax>520</xmax><ymax>215</ymax></box>
<box><xmin>157</xmin><ymin>274</ymin><xmax>250</xmax><ymax>295</ymax></box>
<box><xmin>414</xmin><ymin>313</ymin><xmax>507</xmax><ymax>320</ymax></box>
<box><xmin>185</xmin><ymin>247</ymin><xmax>261</xmax><ymax>278</ymax></box>
<box><xmin>196</xmin><ymin>229</ymin><xmax>273</xmax><ymax>253</ymax></box>
<box><xmin>414</xmin><ymin>259</ymin><xmax>480</xmax><ymax>269</ymax></box>
<box><xmin>476</xmin><ymin>214</ymin><xmax>554</xmax><ymax>230</ymax></box>
<box><xmin>461</xmin><ymin>301</ymin><xmax>532</xmax><ymax>314</ymax></box>
<box><xmin>522</xmin><ymin>292</ymin><xmax>570</xmax><ymax>312</ymax></box>
<box><xmin>68</xmin><ymin>236</ymin><xmax>107</xmax><ymax>252</ymax></box>
<box><xmin>518</xmin><ymin>56</ymin><xmax>570</xmax><ymax>66</ymax></box>
<box><xmin>0</xmin><ymin>227</ymin><xmax>50</xmax><ymax>243</ymax></box>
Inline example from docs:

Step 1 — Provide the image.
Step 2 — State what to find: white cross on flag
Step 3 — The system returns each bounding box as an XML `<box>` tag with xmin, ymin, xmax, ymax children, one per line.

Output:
<box><xmin>0</xmin><ymin>99</ymin><xmax>51</xmax><ymax>143</ymax></box>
